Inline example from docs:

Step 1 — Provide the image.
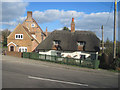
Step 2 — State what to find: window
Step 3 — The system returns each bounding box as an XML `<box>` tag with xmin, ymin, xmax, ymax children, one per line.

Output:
<box><xmin>80</xmin><ymin>55</ymin><xmax>86</xmax><ymax>60</ymax></box>
<box><xmin>19</xmin><ymin>48</ymin><xmax>21</xmax><ymax>52</ymax></box>
<box><xmin>31</xmin><ymin>24</ymin><xmax>35</xmax><ymax>27</ymax></box>
<box><xmin>10</xmin><ymin>46</ymin><xmax>14</xmax><ymax>51</ymax></box>
<box><xmin>53</xmin><ymin>40</ymin><xmax>60</xmax><ymax>45</ymax></box>
<box><xmin>73</xmin><ymin>55</ymin><xmax>78</xmax><ymax>57</ymax></box>
<box><xmin>57</xmin><ymin>52</ymin><xmax>61</xmax><ymax>57</ymax></box>
<box><xmin>77</xmin><ymin>41</ymin><xmax>85</xmax><ymax>46</ymax></box>
<box><xmin>15</xmin><ymin>34</ymin><xmax>23</xmax><ymax>39</ymax></box>
<box><xmin>19</xmin><ymin>47</ymin><xmax>27</xmax><ymax>52</ymax></box>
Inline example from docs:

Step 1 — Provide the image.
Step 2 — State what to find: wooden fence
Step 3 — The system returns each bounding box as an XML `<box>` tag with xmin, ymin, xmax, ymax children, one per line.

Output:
<box><xmin>23</xmin><ymin>52</ymin><xmax>100</xmax><ymax>69</ymax></box>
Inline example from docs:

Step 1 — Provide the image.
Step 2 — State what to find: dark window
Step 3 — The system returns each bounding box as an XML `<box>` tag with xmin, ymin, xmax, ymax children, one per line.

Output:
<box><xmin>16</xmin><ymin>35</ymin><xmax>18</xmax><ymax>38</ymax></box>
<box><xmin>54</xmin><ymin>40</ymin><xmax>60</xmax><ymax>45</ymax></box>
<box><xmin>73</xmin><ymin>55</ymin><xmax>77</xmax><ymax>57</ymax></box>
<box><xmin>80</xmin><ymin>55</ymin><xmax>86</xmax><ymax>60</ymax></box>
<box><xmin>15</xmin><ymin>34</ymin><xmax>23</xmax><ymax>39</ymax></box>
<box><xmin>19</xmin><ymin>48</ymin><xmax>21</xmax><ymax>52</ymax></box>
<box><xmin>21</xmin><ymin>35</ymin><xmax>23</xmax><ymax>38</ymax></box>
<box><xmin>25</xmin><ymin>48</ymin><xmax>27</xmax><ymax>52</ymax></box>
<box><xmin>57</xmin><ymin>52</ymin><xmax>61</xmax><ymax>57</ymax></box>
<box><xmin>77</xmin><ymin>41</ymin><xmax>86</xmax><ymax>46</ymax></box>
<box><xmin>91</xmin><ymin>54</ymin><xmax>97</xmax><ymax>60</ymax></box>
<box><xmin>10</xmin><ymin>46</ymin><xmax>14</xmax><ymax>51</ymax></box>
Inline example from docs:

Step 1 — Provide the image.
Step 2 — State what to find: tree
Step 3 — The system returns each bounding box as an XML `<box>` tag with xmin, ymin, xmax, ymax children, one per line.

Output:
<box><xmin>62</xmin><ymin>27</ymin><xmax>69</xmax><ymax>31</ymax></box>
<box><xmin>2</xmin><ymin>29</ymin><xmax>11</xmax><ymax>47</ymax></box>
<box><xmin>99</xmin><ymin>38</ymin><xmax>120</xmax><ymax>70</ymax></box>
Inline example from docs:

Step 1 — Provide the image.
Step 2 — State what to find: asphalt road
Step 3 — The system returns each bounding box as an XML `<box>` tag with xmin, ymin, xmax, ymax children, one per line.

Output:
<box><xmin>2</xmin><ymin>55</ymin><xmax>119</xmax><ymax>88</ymax></box>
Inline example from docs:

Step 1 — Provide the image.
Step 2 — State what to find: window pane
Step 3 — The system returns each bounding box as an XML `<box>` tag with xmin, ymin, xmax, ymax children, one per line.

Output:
<box><xmin>21</xmin><ymin>35</ymin><xmax>23</xmax><ymax>38</ymax></box>
<box><xmin>25</xmin><ymin>48</ymin><xmax>27</xmax><ymax>52</ymax></box>
<box><xmin>22</xmin><ymin>48</ymin><xmax>24</xmax><ymax>52</ymax></box>
<box><xmin>19</xmin><ymin>35</ymin><xmax>20</xmax><ymax>38</ymax></box>
<box><xmin>31</xmin><ymin>24</ymin><xmax>35</xmax><ymax>27</ymax></box>
<box><xmin>54</xmin><ymin>40</ymin><xmax>60</xmax><ymax>45</ymax></box>
<box><xmin>55</xmin><ymin>41</ymin><xmax>58</xmax><ymax>44</ymax></box>
<box><xmin>19</xmin><ymin>48</ymin><xmax>21</xmax><ymax>52</ymax></box>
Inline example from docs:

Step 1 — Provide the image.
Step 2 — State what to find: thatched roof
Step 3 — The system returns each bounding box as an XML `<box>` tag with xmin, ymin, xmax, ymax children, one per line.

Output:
<box><xmin>35</xmin><ymin>30</ymin><xmax>100</xmax><ymax>52</ymax></box>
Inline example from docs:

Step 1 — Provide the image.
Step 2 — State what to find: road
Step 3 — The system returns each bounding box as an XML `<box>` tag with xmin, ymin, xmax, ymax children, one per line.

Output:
<box><xmin>2</xmin><ymin>55</ymin><xmax>119</xmax><ymax>88</ymax></box>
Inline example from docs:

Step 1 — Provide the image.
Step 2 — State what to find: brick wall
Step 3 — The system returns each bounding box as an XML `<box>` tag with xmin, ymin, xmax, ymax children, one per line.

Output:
<box><xmin>6</xmin><ymin>51</ymin><xmax>23</xmax><ymax>58</ymax></box>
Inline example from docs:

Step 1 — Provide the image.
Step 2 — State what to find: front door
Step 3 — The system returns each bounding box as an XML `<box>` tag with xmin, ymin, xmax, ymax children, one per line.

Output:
<box><xmin>10</xmin><ymin>46</ymin><xmax>14</xmax><ymax>51</ymax></box>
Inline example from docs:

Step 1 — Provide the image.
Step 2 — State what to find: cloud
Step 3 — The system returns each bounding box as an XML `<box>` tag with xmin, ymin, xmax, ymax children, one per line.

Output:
<box><xmin>2</xmin><ymin>0</ymin><xmax>23</xmax><ymax>2</ymax></box>
<box><xmin>1</xmin><ymin>2</ymin><xmax>28</xmax><ymax>22</ymax></box>
<box><xmin>32</xmin><ymin>10</ymin><xmax>115</xmax><ymax>40</ymax></box>
<box><xmin>32</xmin><ymin>10</ymin><xmax>114</xmax><ymax>30</ymax></box>
<box><xmin>16</xmin><ymin>16</ymin><xmax>27</xmax><ymax>23</ymax></box>
<box><xmin>1</xmin><ymin>8</ymin><xmax>115</xmax><ymax>41</ymax></box>
<box><xmin>33</xmin><ymin>10</ymin><xmax>84</xmax><ymax>24</ymax></box>
<box><xmin>0</xmin><ymin>21</ymin><xmax>16</xmax><ymax>26</ymax></box>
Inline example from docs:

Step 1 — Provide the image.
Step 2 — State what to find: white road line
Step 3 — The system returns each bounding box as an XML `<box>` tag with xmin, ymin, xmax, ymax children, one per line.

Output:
<box><xmin>28</xmin><ymin>76</ymin><xmax>88</xmax><ymax>87</ymax></box>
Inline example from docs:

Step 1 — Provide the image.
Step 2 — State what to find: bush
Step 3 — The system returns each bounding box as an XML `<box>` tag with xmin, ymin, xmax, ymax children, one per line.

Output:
<box><xmin>99</xmin><ymin>53</ymin><xmax>120</xmax><ymax>70</ymax></box>
<box><xmin>109</xmin><ymin>58</ymin><xmax>120</xmax><ymax>70</ymax></box>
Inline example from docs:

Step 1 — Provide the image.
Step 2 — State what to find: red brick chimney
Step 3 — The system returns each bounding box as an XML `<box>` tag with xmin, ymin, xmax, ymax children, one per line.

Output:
<box><xmin>46</xmin><ymin>27</ymin><xmax>48</xmax><ymax>37</ymax></box>
<box><xmin>71</xmin><ymin>17</ymin><xmax>75</xmax><ymax>32</ymax></box>
<box><xmin>27</xmin><ymin>11</ymin><xmax>32</xmax><ymax>18</ymax></box>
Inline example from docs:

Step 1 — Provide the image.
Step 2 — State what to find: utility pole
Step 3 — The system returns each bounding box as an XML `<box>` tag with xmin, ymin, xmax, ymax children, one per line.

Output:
<box><xmin>113</xmin><ymin>0</ymin><xmax>117</xmax><ymax>59</ymax></box>
<box><xmin>101</xmin><ymin>25</ymin><xmax>104</xmax><ymax>53</ymax></box>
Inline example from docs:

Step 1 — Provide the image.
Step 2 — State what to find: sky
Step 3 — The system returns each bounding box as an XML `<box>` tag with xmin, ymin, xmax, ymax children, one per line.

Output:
<box><xmin>1</xmin><ymin>0</ymin><xmax>120</xmax><ymax>41</ymax></box>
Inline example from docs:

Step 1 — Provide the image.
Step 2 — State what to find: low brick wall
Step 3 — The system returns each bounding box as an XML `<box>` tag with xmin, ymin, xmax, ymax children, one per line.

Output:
<box><xmin>6</xmin><ymin>51</ymin><xmax>23</xmax><ymax>58</ymax></box>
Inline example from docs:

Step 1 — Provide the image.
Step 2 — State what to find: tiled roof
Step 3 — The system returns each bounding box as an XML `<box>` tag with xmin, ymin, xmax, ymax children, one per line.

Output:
<box><xmin>22</xmin><ymin>25</ymin><xmax>39</xmax><ymax>44</ymax></box>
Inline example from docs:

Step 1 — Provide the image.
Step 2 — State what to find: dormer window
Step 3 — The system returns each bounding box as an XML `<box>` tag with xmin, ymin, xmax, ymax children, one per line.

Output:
<box><xmin>77</xmin><ymin>41</ymin><xmax>86</xmax><ymax>51</ymax></box>
<box><xmin>31</xmin><ymin>24</ymin><xmax>35</xmax><ymax>27</ymax></box>
<box><xmin>77</xmin><ymin>41</ymin><xmax>85</xmax><ymax>46</ymax></box>
<box><xmin>53</xmin><ymin>40</ymin><xmax>60</xmax><ymax>45</ymax></box>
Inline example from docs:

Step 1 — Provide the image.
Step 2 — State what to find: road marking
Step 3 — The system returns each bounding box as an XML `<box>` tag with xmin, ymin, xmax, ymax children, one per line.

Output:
<box><xmin>28</xmin><ymin>76</ymin><xmax>88</xmax><ymax>87</ymax></box>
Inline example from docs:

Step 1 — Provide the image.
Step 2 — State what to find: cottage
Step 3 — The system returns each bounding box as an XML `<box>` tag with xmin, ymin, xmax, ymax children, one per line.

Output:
<box><xmin>7</xmin><ymin>11</ymin><xmax>47</xmax><ymax>52</ymax></box>
<box><xmin>35</xmin><ymin>18</ymin><xmax>100</xmax><ymax>59</ymax></box>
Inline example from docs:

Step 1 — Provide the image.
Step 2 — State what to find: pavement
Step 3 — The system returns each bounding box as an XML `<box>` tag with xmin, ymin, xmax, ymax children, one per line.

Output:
<box><xmin>1</xmin><ymin>55</ymin><xmax>119</xmax><ymax>88</ymax></box>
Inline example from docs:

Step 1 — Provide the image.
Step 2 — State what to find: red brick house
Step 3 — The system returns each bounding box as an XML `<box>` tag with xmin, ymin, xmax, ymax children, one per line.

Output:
<box><xmin>7</xmin><ymin>11</ymin><xmax>47</xmax><ymax>52</ymax></box>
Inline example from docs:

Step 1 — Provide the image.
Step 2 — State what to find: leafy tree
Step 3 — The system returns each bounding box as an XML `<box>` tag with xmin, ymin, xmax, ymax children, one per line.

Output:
<box><xmin>99</xmin><ymin>38</ymin><xmax>120</xmax><ymax>70</ymax></box>
<box><xmin>104</xmin><ymin>38</ymin><xmax>113</xmax><ymax>55</ymax></box>
<box><xmin>62</xmin><ymin>27</ymin><xmax>69</xmax><ymax>31</ymax></box>
<box><xmin>2</xmin><ymin>29</ymin><xmax>11</xmax><ymax>47</ymax></box>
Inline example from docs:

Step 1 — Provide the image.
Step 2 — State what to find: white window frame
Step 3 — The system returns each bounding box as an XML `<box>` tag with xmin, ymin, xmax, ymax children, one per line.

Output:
<box><xmin>77</xmin><ymin>41</ymin><xmax>85</xmax><ymax>46</ymax></box>
<box><xmin>15</xmin><ymin>34</ymin><xmax>23</xmax><ymax>39</ymax></box>
<box><xmin>19</xmin><ymin>47</ymin><xmax>27</xmax><ymax>52</ymax></box>
<box><xmin>31</xmin><ymin>24</ymin><xmax>35</xmax><ymax>27</ymax></box>
<box><xmin>53</xmin><ymin>40</ymin><xmax>60</xmax><ymax>45</ymax></box>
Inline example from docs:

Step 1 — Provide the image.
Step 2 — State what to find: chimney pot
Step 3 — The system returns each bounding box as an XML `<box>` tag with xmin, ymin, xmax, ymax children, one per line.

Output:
<box><xmin>72</xmin><ymin>18</ymin><xmax>74</xmax><ymax>22</ymax></box>
<box><xmin>71</xmin><ymin>17</ymin><xmax>75</xmax><ymax>32</ymax></box>
<box><xmin>27</xmin><ymin>11</ymin><xmax>32</xmax><ymax>18</ymax></box>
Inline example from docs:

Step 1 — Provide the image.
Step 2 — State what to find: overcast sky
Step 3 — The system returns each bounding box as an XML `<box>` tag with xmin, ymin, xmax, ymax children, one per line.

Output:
<box><xmin>1</xmin><ymin>0</ymin><xmax>120</xmax><ymax>41</ymax></box>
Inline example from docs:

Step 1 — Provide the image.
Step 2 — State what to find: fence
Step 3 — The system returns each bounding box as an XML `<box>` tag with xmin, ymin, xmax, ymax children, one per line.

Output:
<box><xmin>23</xmin><ymin>52</ymin><xmax>100</xmax><ymax>69</ymax></box>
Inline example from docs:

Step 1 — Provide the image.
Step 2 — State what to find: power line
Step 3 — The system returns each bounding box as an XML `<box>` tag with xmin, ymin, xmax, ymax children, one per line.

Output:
<box><xmin>104</xmin><ymin>1</ymin><xmax>114</xmax><ymax>26</ymax></box>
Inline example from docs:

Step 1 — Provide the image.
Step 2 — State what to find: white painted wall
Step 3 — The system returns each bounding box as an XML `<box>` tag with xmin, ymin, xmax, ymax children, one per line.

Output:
<box><xmin>39</xmin><ymin>50</ymin><xmax>98</xmax><ymax>59</ymax></box>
